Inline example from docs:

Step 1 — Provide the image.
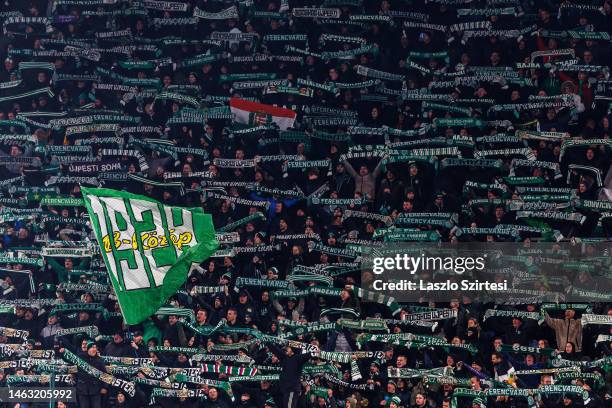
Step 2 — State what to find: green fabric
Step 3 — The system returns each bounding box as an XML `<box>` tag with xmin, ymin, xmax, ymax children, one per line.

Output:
<box><xmin>143</xmin><ymin>319</ymin><xmax>163</xmax><ymax>345</ymax></box>
<box><xmin>81</xmin><ymin>187</ymin><xmax>218</xmax><ymax>325</ymax></box>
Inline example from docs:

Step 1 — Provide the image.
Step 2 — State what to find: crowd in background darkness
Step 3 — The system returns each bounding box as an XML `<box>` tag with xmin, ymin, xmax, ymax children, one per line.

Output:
<box><xmin>0</xmin><ymin>0</ymin><xmax>612</xmax><ymax>408</ymax></box>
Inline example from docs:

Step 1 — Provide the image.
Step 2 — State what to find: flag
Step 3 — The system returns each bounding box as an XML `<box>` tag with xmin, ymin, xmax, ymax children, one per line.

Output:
<box><xmin>81</xmin><ymin>187</ymin><xmax>218</xmax><ymax>324</ymax></box>
<box><xmin>229</xmin><ymin>97</ymin><xmax>296</xmax><ymax>130</ymax></box>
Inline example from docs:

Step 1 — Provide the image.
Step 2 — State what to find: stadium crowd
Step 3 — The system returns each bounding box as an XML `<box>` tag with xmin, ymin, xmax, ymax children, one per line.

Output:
<box><xmin>0</xmin><ymin>0</ymin><xmax>611</xmax><ymax>407</ymax></box>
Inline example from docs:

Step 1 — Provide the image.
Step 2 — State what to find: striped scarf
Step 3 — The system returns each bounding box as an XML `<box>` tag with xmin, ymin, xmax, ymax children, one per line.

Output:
<box><xmin>350</xmin><ymin>287</ymin><xmax>401</xmax><ymax>316</ymax></box>
<box><xmin>201</xmin><ymin>364</ymin><xmax>258</xmax><ymax>376</ymax></box>
<box><xmin>99</xmin><ymin>148</ymin><xmax>149</xmax><ymax>172</ymax></box>
<box><xmin>63</xmin><ymin>349</ymin><xmax>135</xmax><ymax>396</ymax></box>
<box><xmin>191</xmin><ymin>285</ymin><xmax>226</xmax><ymax>295</ymax></box>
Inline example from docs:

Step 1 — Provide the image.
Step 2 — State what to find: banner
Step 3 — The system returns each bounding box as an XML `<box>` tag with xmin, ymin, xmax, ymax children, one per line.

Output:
<box><xmin>81</xmin><ymin>187</ymin><xmax>218</xmax><ymax>324</ymax></box>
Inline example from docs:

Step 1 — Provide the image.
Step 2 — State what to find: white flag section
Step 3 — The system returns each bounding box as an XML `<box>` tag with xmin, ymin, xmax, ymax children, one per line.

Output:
<box><xmin>229</xmin><ymin>97</ymin><xmax>296</xmax><ymax>130</ymax></box>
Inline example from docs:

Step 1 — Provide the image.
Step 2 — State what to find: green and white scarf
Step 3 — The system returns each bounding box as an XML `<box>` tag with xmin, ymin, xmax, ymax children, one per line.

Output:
<box><xmin>194</xmin><ymin>6</ymin><xmax>239</xmax><ymax>20</ymax></box>
<box><xmin>63</xmin><ymin>349</ymin><xmax>135</xmax><ymax>396</ymax></box>
<box><xmin>581</xmin><ymin>314</ymin><xmax>612</xmax><ymax>326</ymax></box>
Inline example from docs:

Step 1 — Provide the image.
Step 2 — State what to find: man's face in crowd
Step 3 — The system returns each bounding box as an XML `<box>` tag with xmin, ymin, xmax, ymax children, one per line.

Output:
<box><xmin>227</xmin><ymin>309</ymin><xmax>237</xmax><ymax>322</ymax></box>
<box><xmin>196</xmin><ymin>310</ymin><xmax>207</xmax><ymax>324</ymax></box>
<box><xmin>87</xmin><ymin>345</ymin><xmax>97</xmax><ymax>357</ymax></box>
<box><xmin>396</xmin><ymin>355</ymin><xmax>407</xmax><ymax>368</ymax></box>
<box><xmin>586</xmin><ymin>149</ymin><xmax>594</xmax><ymax>160</ymax></box>
<box><xmin>329</xmin><ymin>69</ymin><xmax>339</xmax><ymax>81</ymax></box>
<box><xmin>279</xmin><ymin>219</ymin><xmax>288</xmax><ymax>230</ymax></box>
<box><xmin>415</xmin><ymin>395</ymin><xmax>426</xmax><ymax>406</ymax></box>
<box><xmin>168</xmin><ymin>315</ymin><xmax>178</xmax><ymax>325</ymax></box>
<box><xmin>490</xmin><ymin>52</ymin><xmax>500</xmax><ymax>65</ymax></box>
<box><xmin>287</xmin><ymin>298</ymin><xmax>297</xmax><ymax>309</ymax></box>
<box><xmin>18</xmin><ymin>228</ymin><xmax>28</xmax><ymax>239</ymax></box>
<box><xmin>565</xmin><ymin>309</ymin><xmax>575</xmax><ymax>319</ymax></box>
<box><xmin>495</xmin><ymin>207</ymin><xmax>505</xmax><ymax>219</ymax></box>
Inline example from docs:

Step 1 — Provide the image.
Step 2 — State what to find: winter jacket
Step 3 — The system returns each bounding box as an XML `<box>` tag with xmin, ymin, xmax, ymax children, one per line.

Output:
<box><xmin>543</xmin><ymin>313</ymin><xmax>583</xmax><ymax>352</ymax></box>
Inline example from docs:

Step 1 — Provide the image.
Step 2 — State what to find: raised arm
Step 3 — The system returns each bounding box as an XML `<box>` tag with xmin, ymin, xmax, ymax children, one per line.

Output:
<box><xmin>543</xmin><ymin>311</ymin><xmax>561</xmax><ymax>330</ymax></box>
<box><xmin>342</xmin><ymin>158</ymin><xmax>358</xmax><ymax>179</ymax></box>
<box><xmin>272</xmin><ymin>299</ymin><xmax>285</xmax><ymax>315</ymax></box>
<box><xmin>45</xmin><ymin>257</ymin><xmax>69</xmax><ymax>283</ymax></box>
<box><xmin>297</xmin><ymin>349</ymin><xmax>315</xmax><ymax>365</ymax></box>
<box><xmin>296</xmin><ymin>297</ymin><xmax>305</xmax><ymax>316</ymax></box>
<box><xmin>267</xmin><ymin>342</ymin><xmax>285</xmax><ymax>361</ymax></box>
<box><xmin>372</xmin><ymin>158</ymin><xmax>384</xmax><ymax>180</ymax></box>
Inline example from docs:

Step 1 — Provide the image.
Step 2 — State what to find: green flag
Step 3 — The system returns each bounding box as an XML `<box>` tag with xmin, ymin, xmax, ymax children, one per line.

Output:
<box><xmin>81</xmin><ymin>187</ymin><xmax>218</xmax><ymax>324</ymax></box>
